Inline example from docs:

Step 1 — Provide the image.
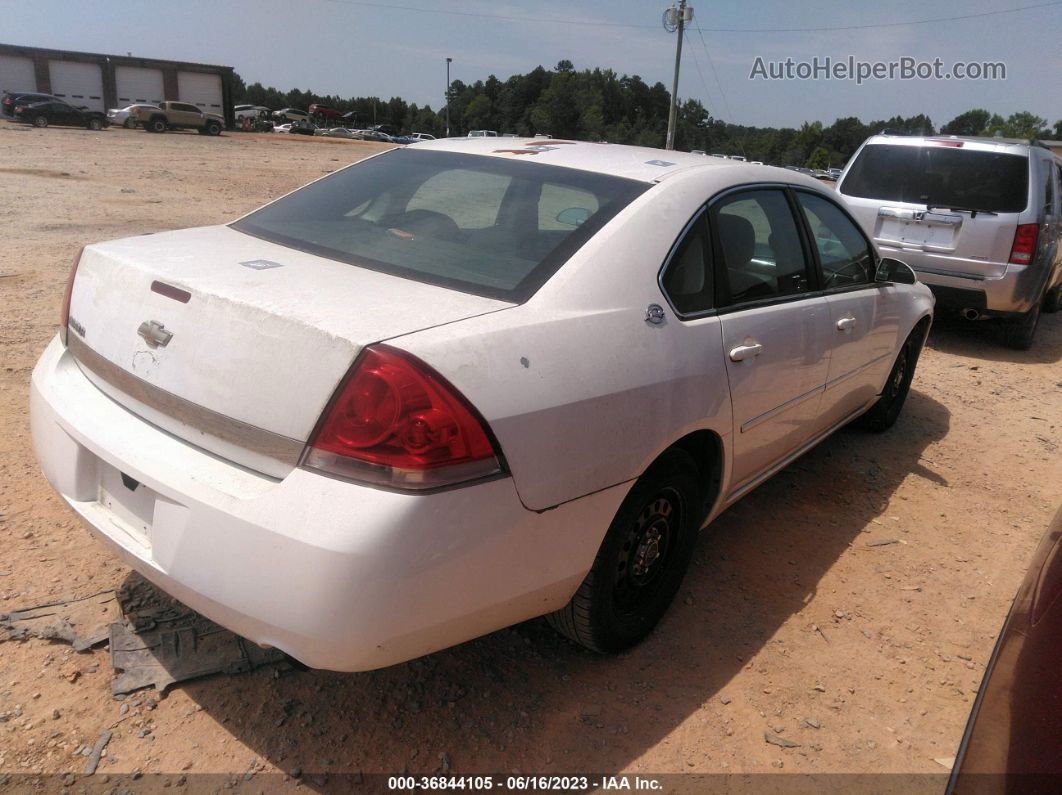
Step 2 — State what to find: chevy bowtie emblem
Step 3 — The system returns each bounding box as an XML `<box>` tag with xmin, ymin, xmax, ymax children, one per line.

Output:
<box><xmin>137</xmin><ymin>320</ymin><xmax>173</xmax><ymax>348</ymax></box>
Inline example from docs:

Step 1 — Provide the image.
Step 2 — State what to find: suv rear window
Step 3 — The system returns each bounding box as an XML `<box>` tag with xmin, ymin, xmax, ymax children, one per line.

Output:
<box><xmin>840</xmin><ymin>143</ymin><xmax>1029</xmax><ymax>213</ymax></box>
<box><xmin>231</xmin><ymin>149</ymin><xmax>648</xmax><ymax>302</ymax></box>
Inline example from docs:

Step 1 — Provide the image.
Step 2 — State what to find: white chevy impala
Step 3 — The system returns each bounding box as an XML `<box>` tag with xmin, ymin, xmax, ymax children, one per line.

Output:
<box><xmin>31</xmin><ymin>138</ymin><xmax>934</xmax><ymax>670</ymax></box>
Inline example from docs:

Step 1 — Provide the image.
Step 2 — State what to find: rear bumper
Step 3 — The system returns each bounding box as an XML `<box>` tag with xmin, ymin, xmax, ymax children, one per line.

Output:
<box><xmin>30</xmin><ymin>336</ymin><xmax>625</xmax><ymax>671</ymax></box>
<box><xmin>876</xmin><ymin>245</ymin><xmax>1046</xmax><ymax>315</ymax></box>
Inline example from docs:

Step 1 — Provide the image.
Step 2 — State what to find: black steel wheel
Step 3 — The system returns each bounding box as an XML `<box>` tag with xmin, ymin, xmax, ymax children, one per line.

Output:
<box><xmin>859</xmin><ymin>324</ymin><xmax>925</xmax><ymax>432</ymax></box>
<box><xmin>546</xmin><ymin>448</ymin><xmax>702</xmax><ymax>653</ymax></box>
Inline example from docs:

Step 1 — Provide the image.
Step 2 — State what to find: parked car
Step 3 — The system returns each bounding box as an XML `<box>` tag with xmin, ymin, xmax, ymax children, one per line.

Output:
<box><xmin>812</xmin><ymin>169</ymin><xmax>834</xmax><ymax>181</ymax></box>
<box><xmin>785</xmin><ymin>166</ymin><xmax>816</xmax><ymax>177</ymax></box>
<box><xmin>359</xmin><ymin>129</ymin><xmax>393</xmax><ymax>143</ymax></box>
<box><xmin>107</xmin><ymin>104</ymin><xmax>160</xmax><ymax>129</ymax></box>
<box><xmin>274</xmin><ymin>108</ymin><xmax>309</xmax><ymax>122</ymax></box>
<box><xmin>839</xmin><ymin>133</ymin><xmax>1062</xmax><ymax>349</ymax></box>
<box><xmin>131</xmin><ymin>101</ymin><xmax>224</xmax><ymax>135</ymax></box>
<box><xmin>308</xmin><ymin>104</ymin><xmax>343</xmax><ymax>123</ymax></box>
<box><xmin>751</xmin><ymin>160</ymin><xmax>765</xmax><ymax>166</ymax></box>
<box><xmin>31</xmin><ymin>141</ymin><xmax>933</xmax><ymax>671</ymax></box>
<box><xmin>389</xmin><ymin>135</ymin><xmax>415</xmax><ymax>145</ymax></box>
<box><xmin>2</xmin><ymin>91</ymin><xmax>60</xmax><ymax>118</ymax></box>
<box><xmin>467</xmin><ymin>130</ymin><xmax>498</xmax><ymax>137</ymax></box>
<box><xmin>234</xmin><ymin>104</ymin><xmax>271</xmax><ymax>123</ymax></box>
<box><xmin>827</xmin><ymin>167</ymin><xmax>844</xmax><ymax>180</ymax></box>
<box><xmin>315</xmin><ymin>127</ymin><xmax>358</xmax><ymax>139</ymax></box>
<box><xmin>409</xmin><ymin>132</ymin><xmax>435</xmax><ymax>142</ymax></box>
<box><xmin>947</xmin><ymin>505</ymin><xmax>1062</xmax><ymax>791</ymax></box>
<box><xmin>11</xmin><ymin>100</ymin><xmax>109</xmax><ymax>130</ymax></box>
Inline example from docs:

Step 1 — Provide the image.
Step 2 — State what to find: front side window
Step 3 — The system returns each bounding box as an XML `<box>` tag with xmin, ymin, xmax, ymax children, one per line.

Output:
<box><xmin>712</xmin><ymin>189</ymin><xmax>810</xmax><ymax>306</ymax></box>
<box><xmin>232</xmin><ymin>149</ymin><xmax>648</xmax><ymax>302</ymax></box>
<box><xmin>797</xmin><ymin>192</ymin><xmax>874</xmax><ymax>288</ymax></box>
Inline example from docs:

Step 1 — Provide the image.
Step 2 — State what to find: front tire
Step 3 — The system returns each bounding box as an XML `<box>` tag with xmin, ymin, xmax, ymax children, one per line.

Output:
<box><xmin>205</xmin><ymin>120</ymin><xmax>222</xmax><ymax>136</ymax></box>
<box><xmin>859</xmin><ymin>323</ymin><xmax>925</xmax><ymax>432</ymax></box>
<box><xmin>1002</xmin><ymin>300</ymin><xmax>1041</xmax><ymax>350</ymax></box>
<box><xmin>33</xmin><ymin>115</ymin><xmax>48</xmax><ymax>128</ymax></box>
<box><xmin>546</xmin><ymin>449</ymin><xmax>702</xmax><ymax>653</ymax></box>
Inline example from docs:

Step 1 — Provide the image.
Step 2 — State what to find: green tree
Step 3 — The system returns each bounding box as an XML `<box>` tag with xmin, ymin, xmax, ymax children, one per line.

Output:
<box><xmin>805</xmin><ymin>146</ymin><xmax>830</xmax><ymax>170</ymax></box>
<box><xmin>940</xmin><ymin>109</ymin><xmax>991</xmax><ymax>136</ymax></box>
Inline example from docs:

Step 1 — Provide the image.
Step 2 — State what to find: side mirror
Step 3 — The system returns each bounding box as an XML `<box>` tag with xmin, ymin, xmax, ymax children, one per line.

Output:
<box><xmin>874</xmin><ymin>257</ymin><xmax>917</xmax><ymax>285</ymax></box>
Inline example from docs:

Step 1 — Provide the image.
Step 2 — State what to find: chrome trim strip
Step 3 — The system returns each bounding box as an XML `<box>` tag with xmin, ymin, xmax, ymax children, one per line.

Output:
<box><xmin>739</xmin><ymin>383</ymin><xmax>825</xmax><ymax>434</ymax></box>
<box><xmin>67</xmin><ymin>334</ymin><xmax>305</xmax><ymax>466</ymax></box>
<box><xmin>912</xmin><ymin>266</ymin><xmax>987</xmax><ymax>282</ymax></box>
<box><xmin>823</xmin><ymin>351</ymin><xmax>892</xmax><ymax>392</ymax></box>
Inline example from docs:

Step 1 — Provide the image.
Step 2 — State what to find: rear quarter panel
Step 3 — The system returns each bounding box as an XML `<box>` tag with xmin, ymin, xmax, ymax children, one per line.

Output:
<box><xmin>391</xmin><ymin>171</ymin><xmax>743</xmax><ymax>512</ymax></box>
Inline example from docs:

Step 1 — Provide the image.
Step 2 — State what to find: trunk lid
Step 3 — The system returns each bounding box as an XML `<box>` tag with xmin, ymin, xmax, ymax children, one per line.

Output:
<box><xmin>65</xmin><ymin>225</ymin><xmax>511</xmax><ymax>477</ymax></box>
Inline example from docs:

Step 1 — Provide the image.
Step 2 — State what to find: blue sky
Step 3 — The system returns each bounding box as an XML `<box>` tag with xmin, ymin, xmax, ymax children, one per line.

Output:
<box><xmin>3</xmin><ymin>0</ymin><xmax>1061</xmax><ymax>128</ymax></box>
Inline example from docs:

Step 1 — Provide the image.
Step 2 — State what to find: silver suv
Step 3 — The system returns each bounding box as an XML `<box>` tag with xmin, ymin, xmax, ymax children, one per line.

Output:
<box><xmin>838</xmin><ymin>134</ymin><xmax>1062</xmax><ymax>349</ymax></box>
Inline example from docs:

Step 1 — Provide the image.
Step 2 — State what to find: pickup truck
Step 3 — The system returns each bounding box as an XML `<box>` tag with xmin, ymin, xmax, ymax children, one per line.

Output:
<box><xmin>133</xmin><ymin>101</ymin><xmax>224</xmax><ymax>135</ymax></box>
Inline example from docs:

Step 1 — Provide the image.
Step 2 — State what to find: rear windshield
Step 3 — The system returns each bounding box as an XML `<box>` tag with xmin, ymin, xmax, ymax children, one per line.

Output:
<box><xmin>231</xmin><ymin>149</ymin><xmax>648</xmax><ymax>302</ymax></box>
<box><xmin>840</xmin><ymin>144</ymin><xmax>1029</xmax><ymax>213</ymax></box>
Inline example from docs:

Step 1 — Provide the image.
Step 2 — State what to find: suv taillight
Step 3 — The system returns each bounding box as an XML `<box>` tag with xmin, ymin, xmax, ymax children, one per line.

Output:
<box><xmin>59</xmin><ymin>247</ymin><xmax>84</xmax><ymax>346</ymax></box>
<box><xmin>1008</xmin><ymin>224</ymin><xmax>1039</xmax><ymax>265</ymax></box>
<box><xmin>302</xmin><ymin>345</ymin><xmax>504</xmax><ymax>490</ymax></box>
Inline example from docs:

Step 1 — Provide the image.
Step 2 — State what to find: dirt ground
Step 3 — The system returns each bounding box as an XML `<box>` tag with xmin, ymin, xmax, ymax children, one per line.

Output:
<box><xmin>0</xmin><ymin>124</ymin><xmax>1060</xmax><ymax>791</ymax></box>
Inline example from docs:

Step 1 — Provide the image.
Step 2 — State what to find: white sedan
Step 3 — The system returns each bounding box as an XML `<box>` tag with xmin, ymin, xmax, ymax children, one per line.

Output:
<box><xmin>106</xmin><ymin>104</ymin><xmax>160</xmax><ymax>128</ymax></box>
<box><xmin>31</xmin><ymin>139</ymin><xmax>934</xmax><ymax>670</ymax></box>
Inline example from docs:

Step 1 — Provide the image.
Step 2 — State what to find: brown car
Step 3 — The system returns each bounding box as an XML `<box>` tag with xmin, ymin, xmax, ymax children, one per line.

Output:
<box><xmin>947</xmin><ymin>505</ymin><xmax>1062</xmax><ymax>792</ymax></box>
<box><xmin>132</xmin><ymin>101</ymin><xmax>224</xmax><ymax>135</ymax></box>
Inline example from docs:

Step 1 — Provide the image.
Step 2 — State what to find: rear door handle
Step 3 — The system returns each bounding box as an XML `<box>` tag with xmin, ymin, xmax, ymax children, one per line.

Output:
<box><xmin>836</xmin><ymin>316</ymin><xmax>856</xmax><ymax>331</ymax></box>
<box><xmin>729</xmin><ymin>342</ymin><xmax>764</xmax><ymax>362</ymax></box>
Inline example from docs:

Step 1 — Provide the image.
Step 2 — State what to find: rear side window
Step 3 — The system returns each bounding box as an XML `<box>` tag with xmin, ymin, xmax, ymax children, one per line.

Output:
<box><xmin>661</xmin><ymin>212</ymin><xmax>713</xmax><ymax>315</ymax></box>
<box><xmin>232</xmin><ymin>149</ymin><xmax>648</xmax><ymax>302</ymax></box>
<box><xmin>712</xmin><ymin>190</ymin><xmax>810</xmax><ymax>305</ymax></box>
<box><xmin>840</xmin><ymin>143</ymin><xmax>1029</xmax><ymax>213</ymax></box>
<box><xmin>796</xmin><ymin>192</ymin><xmax>874</xmax><ymax>288</ymax></box>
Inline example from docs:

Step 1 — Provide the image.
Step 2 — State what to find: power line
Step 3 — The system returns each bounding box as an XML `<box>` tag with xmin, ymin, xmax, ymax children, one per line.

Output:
<box><xmin>316</xmin><ymin>0</ymin><xmax>1062</xmax><ymax>33</ymax></box>
<box><xmin>695</xmin><ymin>28</ymin><xmax>735</xmax><ymax>129</ymax></box>
<box><xmin>694</xmin><ymin>0</ymin><xmax>1062</xmax><ymax>33</ymax></box>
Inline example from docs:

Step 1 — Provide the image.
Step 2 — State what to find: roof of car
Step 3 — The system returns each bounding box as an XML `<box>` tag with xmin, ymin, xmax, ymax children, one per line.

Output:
<box><xmin>863</xmin><ymin>133</ymin><xmax>1044</xmax><ymax>155</ymax></box>
<box><xmin>409</xmin><ymin>137</ymin><xmax>807</xmax><ymax>184</ymax></box>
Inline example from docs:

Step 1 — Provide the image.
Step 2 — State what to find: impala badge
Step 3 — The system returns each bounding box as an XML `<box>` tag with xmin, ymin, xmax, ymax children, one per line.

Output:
<box><xmin>137</xmin><ymin>320</ymin><xmax>173</xmax><ymax>348</ymax></box>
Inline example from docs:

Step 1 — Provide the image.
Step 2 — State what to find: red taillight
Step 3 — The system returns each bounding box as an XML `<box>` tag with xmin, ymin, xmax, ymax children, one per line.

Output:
<box><xmin>302</xmin><ymin>345</ymin><xmax>504</xmax><ymax>490</ymax></box>
<box><xmin>13</xmin><ymin>106</ymin><xmax>22</xmax><ymax>114</ymax></box>
<box><xmin>1009</xmin><ymin>224</ymin><xmax>1039</xmax><ymax>265</ymax></box>
<box><xmin>58</xmin><ymin>247</ymin><xmax>84</xmax><ymax>346</ymax></box>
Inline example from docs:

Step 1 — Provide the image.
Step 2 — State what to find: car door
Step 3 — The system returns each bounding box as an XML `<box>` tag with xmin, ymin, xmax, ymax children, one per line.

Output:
<box><xmin>51</xmin><ymin>101</ymin><xmax>77</xmax><ymax>125</ymax></box>
<box><xmin>795</xmin><ymin>189</ymin><xmax>902</xmax><ymax>427</ymax></box>
<box><xmin>710</xmin><ymin>188</ymin><xmax>832</xmax><ymax>493</ymax></box>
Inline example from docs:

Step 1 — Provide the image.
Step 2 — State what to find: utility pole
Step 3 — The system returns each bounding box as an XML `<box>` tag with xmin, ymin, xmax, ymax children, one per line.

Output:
<box><xmin>445</xmin><ymin>57</ymin><xmax>453</xmax><ymax>137</ymax></box>
<box><xmin>665</xmin><ymin>0</ymin><xmax>691</xmax><ymax>150</ymax></box>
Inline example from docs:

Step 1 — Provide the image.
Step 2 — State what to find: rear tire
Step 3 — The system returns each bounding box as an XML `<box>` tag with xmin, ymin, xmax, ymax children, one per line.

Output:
<box><xmin>546</xmin><ymin>449</ymin><xmax>702</xmax><ymax>653</ymax></box>
<box><xmin>147</xmin><ymin>118</ymin><xmax>167</xmax><ymax>134</ymax></box>
<box><xmin>858</xmin><ymin>323</ymin><xmax>925</xmax><ymax>432</ymax></box>
<box><xmin>33</xmin><ymin>115</ymin><xmax>48</xmax><ymax>128</ymax></box>
<box><xmin>87</xmin><ymin>118</ymin><xmax>102</xmax><ymax>131</ymax></box>
<box><xmin>123</xmin><ymin>118</ymin><xmax>134</xmax><ymax>129</ymax></box>
<box><xmin>1043</xmin><ymin>285</ymin><xmax>1061</xmax><ymax>314</ymax></box>
<box><xmin>1002</xmin><ymin>301</ymin><xmax>1041</xmax><ymax>350</ymax></box>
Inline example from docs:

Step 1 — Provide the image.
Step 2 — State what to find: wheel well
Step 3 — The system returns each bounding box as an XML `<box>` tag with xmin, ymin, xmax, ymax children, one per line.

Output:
<box><xmin>914</xmin><ymin>314</ymin><xmax>932</xmax><ymax>345</ymax></box>
<box><xmin>665</xmin><ymin>430</ymin><xmax>723</xmax><ymax>522</ymax></box>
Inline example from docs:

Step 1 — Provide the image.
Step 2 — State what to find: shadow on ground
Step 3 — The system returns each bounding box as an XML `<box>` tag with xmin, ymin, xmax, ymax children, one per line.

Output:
<box><xmin>124</xmin><ymin>390</ymin><xmax>951</xmax><ymax>790</ymax></box>
<box><xmin>926</xmin><ymin>309</ymin><xmax>1062</xmax><ymax>366</ymax></box>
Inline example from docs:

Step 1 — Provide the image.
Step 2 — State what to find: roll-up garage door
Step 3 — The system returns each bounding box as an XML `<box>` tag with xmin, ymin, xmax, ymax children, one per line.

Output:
<box><xmin>115</xmin><ymin>66</ymin><xmax>165</xmax><ymax>106</ymax></box>
<box><xmin>177</xmin><ymin>71</ymin><xmax>222</xmax><ymax>112</ymax></box>
<box><xmin>49</xmin><ymin>60</ymin><xmax>105</xmax><ymax>112</ymax></box>
<box><xmin>0</xmin><ymin>54</ymin><xmax>37</xmax><ymax>95</ymax></box>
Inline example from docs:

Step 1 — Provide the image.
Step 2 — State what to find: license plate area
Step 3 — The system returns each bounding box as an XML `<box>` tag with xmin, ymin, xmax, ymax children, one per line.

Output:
<box><xmin>98</xmin><ymin>465</ymin><xmax>157</xmax><ymax>549</ymax></box>
<box><xmin>877</xmin><ymin>208</ymin><xmax>962</xmax><ymax>250</ymax></box>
